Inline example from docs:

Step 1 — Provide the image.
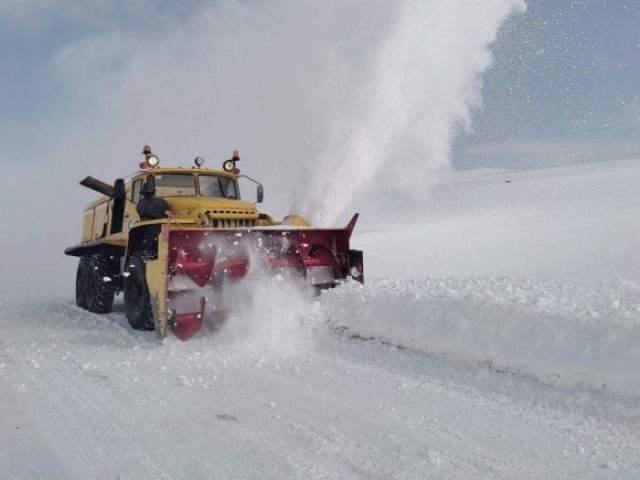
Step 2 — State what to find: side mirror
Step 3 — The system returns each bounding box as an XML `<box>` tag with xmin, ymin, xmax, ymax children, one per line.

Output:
<box><xmin>257</xmin><ymin>185</ymin><xmax>264</xmax><ymax>203</ymax></box>
<box><xmin>114</xmin><ymin>179</ymin><xmax>126</xmax><ymax>200</ymax></box>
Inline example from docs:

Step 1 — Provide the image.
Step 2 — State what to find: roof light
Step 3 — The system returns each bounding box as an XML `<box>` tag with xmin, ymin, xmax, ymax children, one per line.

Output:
<box><xmin>141</xmin><ymin>145</ymin><xmax>160</xmax><ymax>168</ymax></box>
<box><xmin>146</xmin><ymin>155</ymin><xmax>160</xmax><ymax>168</ymax></box>
<box><xmin>194</xmin><ymin>156</ymin><xmax>205</xmax><ymax>167</ymax></box>
<box><xmin>223</xmin><ymin>149</ymin><xmax>240</xmax><ymax>172</ymax></box>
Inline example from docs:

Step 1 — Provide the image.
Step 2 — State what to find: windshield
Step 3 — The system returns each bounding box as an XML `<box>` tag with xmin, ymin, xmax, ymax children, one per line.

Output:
<box><xmin>153</xmin><ymin>174</ymin><xmax>196</xmax><ymax>196</ymax></box>
<box><xmin>199</xmin><ymin>175</ymin><xmax>238</xmax><ymax>199</ymax></box>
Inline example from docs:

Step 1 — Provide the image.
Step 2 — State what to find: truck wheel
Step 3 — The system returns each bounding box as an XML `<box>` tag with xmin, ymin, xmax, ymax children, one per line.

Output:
<box><xmin>86</xmin><ymin>254</ymin><xmax>117</xmax><ymax>314</ymax></box>
<box><xmin>75</xmin><ymin>255</ymin><xmax>91</xmax><ymax>309</ymax></box>
<box><xmin>124</xmin><ymin>255</ymin><xmax>154</xmax><ymax>331</ymax></box>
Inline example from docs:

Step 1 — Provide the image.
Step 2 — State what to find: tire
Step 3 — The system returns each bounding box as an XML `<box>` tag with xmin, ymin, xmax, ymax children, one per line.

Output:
<box><xmin>75</xmin><ymin>255</ymin><xmax>91</xmax><ymax>309</ymax></box>
<box><xmin>86</xmin><ymin>254</ymin><xmax>117</xmax><ymax>314</ymax></box>
<box><xmin>123</xmin><ymin>255</ymin><xmax>154</xmax><ymax>331</ymax></box>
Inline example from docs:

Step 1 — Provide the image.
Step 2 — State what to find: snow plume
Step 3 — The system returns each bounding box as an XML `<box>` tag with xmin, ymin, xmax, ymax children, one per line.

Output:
<box><xmin>0</xmin><ymin>0</ymin><xmax>523</xmax><ymax>296</ymax></box>
<box><xmin>44</xmin><ymin>0</ymin><xmax>523</xmax><ymax>219</ymax></box>
<box><xmin>292</xmin><ymin>0</ymin><xmax>526</xmax><ymax>225</ymax></box>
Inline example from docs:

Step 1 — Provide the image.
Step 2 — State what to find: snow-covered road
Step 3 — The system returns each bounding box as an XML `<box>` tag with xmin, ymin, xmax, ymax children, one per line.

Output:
<box><xmin>3</xmin><ymin>159</ymin><xmax>640</xmax><ymax>478</ymax></box>
<box><xmin>1</xmin><ymin>294</ymin><xmax>639</xmax><ymax>479</ymax></box>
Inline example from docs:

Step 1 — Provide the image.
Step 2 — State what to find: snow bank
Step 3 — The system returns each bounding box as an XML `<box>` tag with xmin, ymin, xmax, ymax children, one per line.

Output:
<box><xmin>321</xmin><ymin>277</ymin><xmax>640</xmax><ymax>398</ymax></box>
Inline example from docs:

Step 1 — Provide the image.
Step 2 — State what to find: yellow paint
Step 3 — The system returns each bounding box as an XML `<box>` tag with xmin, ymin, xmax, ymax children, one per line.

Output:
<box><xmin>281</xmin><ymin>215</ymin><xmax>311</xmax><ymax>227</ymax></box>
<box><xmin>82</xmin><ymin>209</ymin><xmax>94</xmax><ymax>242</ymax></box>
<box><xmin>146</xmin><ymin>220</ymin><xmax>169</xmax><ymax>339</ymax></box>
<box><xmin>92</xmin><ymin>203</ymin><xmax>108</xmax><ymax>240</ymax></box>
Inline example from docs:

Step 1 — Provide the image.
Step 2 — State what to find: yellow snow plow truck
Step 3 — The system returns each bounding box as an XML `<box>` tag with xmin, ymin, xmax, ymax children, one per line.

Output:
<box><xmin>65</xmin><ymin>146</ymin><xmax>364</xmax><ymax>340</ymax></box>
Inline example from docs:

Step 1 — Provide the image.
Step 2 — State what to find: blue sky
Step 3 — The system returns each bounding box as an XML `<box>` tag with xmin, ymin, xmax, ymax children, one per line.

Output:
<box><xmin>1</xmin><ymin>0</ymin><xmax>639</xmax><ymax>171</ymax></box>
<box><xmin>478</xmin><ymin>0</ymin><xmax>639</xmax><ymax>140</ymax></box>
<box><xmin>456</xmin><ymin>0</ymin><xmax>640</xmax><ymax>167</ymax></box>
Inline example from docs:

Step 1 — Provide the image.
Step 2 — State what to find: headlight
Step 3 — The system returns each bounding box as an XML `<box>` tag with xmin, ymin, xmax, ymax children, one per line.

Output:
<box><xmin>146</xmin><ymin>155</ymin><xmax>160</xmax><ymax>168</ymax></box>
<box><xmin>223</xmin><ymin>160</ymin><xmax>235</xmax><ymax>172</ymax></box>
<box><xmin>195</xmin><ymin>156</ymin><xmax>205</xmax><ymax>167</ymax></box>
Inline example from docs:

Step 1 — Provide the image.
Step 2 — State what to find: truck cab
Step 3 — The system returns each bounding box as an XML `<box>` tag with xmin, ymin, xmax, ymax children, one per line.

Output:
<box><xmin>77</xmin><ymin>166</ymin><xmax>267</xmax><ymax>248</ymax></box>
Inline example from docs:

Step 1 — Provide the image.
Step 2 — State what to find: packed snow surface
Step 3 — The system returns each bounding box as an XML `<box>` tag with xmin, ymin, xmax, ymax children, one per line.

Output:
<box><xmin>1</xmin><ymin>296</ymin><xmax>639</xmax><ymax>479</ymax></box>
<box><xmin>2</xmin><ymin>159</ymin><xmax>640</xmax><ymax>478</ymax></box>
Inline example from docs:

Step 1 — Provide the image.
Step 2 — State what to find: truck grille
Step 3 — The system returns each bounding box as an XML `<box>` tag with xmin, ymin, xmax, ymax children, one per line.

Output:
<box><xmin>202</xmin><ymin>211</ymin><xmax>258</xmax><ymax>229</ymax></box>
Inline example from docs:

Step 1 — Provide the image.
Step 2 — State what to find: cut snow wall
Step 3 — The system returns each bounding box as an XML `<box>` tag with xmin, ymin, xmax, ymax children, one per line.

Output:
<box><xmin>321</xmin><ymin>277</ymin><xmax>640</xmax><ymax>399</ymax></box>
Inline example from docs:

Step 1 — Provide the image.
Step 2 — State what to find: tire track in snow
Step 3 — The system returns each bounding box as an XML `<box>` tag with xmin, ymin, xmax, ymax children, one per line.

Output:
<box><xmin>2</xmin><ymin>297</ymin><xmax>639</xmax><ymax>478</ymax></box>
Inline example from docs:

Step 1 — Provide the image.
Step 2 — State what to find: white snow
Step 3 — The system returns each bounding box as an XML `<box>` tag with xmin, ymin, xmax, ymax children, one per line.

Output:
<box><xmin>354</xmin><ymin>159</ymin><xmax>640</xmax><ymax>281</ymax></box>
<box><xmin>321</xmin><ymin>276</ymin><xmax>640</xmax><ymax>398</ymax></box>
<box><xmin>1</xmin><ymin>159</ymin><xmax>639</xmax><ymax>478</ymax></box>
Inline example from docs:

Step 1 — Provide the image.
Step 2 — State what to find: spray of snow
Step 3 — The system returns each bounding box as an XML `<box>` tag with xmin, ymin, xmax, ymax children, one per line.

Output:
<box><xmin>213</xmin><ymin>274</ymin><xmax>325</xmax><ymax>360</ymax></box>
<box><xmin>1</xmin><ymin>0</ymin><xmax>523</xmax><ymax>296</ymax></box>
<box><xmin>292</xmin><ymin>0</ymin><xmax>526</xmax><ymax>225</ymax></box>
<box><xmin>175</xmin><ymin>238</ymin><xmax>326</xmax><ymax>360</ymax></box>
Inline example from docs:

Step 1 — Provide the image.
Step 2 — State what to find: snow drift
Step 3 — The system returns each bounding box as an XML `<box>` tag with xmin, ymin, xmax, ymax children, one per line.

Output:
<box><xmin>321</xmin><ymin>276</ymin><xmax>640</xmax><ymax>399</ymax></box>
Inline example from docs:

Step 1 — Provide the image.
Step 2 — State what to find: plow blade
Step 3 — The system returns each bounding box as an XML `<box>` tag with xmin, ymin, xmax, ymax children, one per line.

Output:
<box><xmin>145</xmin><ymin>214</ymin><xmax>363</xmax><ymax>340</ymax></box>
